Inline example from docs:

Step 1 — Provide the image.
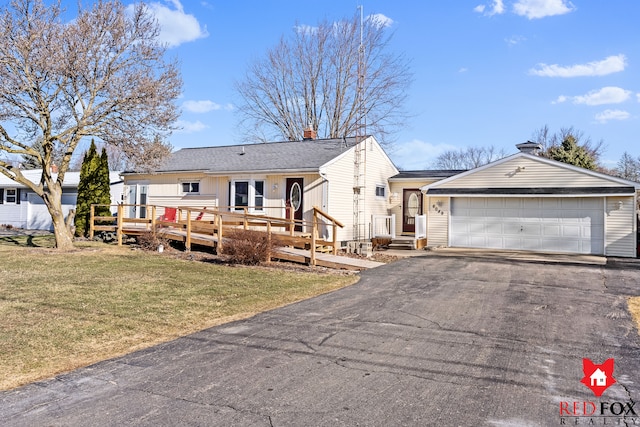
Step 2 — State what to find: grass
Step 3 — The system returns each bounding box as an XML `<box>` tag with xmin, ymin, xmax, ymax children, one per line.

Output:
<box><xmin>628</xmin><ymin>297</ymin><xmax>640</xmax><ymax>335</ymax></box>
<box><xmin>0</xmin><ymin>235</ymin><xmax>358</xmax><ymax>390</ymax></box>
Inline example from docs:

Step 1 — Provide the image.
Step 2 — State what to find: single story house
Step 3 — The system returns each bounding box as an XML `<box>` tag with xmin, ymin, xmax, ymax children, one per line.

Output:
<box><xmin>123</xmin><ymin>137</ymin><xmax>639</xmax><ymax>258</ymax></box>
<box><xmin>422</xmin><ymin>143</ymin><xmax>640</xmax><ymax>258</ymax></box>
<box><xmin>0</xmin><ymin>169</ymin><xmax>123</xmax><ymax>231</ymax></box>
<box><xmin>122</xmin><ymin>135</ymin><xmax>399</xmax><ymax>242</ymax></box>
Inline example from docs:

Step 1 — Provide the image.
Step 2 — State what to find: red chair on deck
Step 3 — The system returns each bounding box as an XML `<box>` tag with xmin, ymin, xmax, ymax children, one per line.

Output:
<box><xmin>162</xmin><ymin>207</ymin><xmax>177</xmax><ymax>222</ymax></box>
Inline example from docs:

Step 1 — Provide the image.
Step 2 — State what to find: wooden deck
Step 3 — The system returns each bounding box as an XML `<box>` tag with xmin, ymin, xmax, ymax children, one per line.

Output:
<box><xmin>93</xmin><ymin>204</ymin><xmax>383</xmax><ymax>271</ymax></box>
<box><xmin>120</xmin><ymin>225</ymin><xmax>382</xmax><ymax>271</ymax></box>
<box><xmin>274</xmin><ymin>247</ymin><xmax>384</xmax><ymax>270</ymax></box>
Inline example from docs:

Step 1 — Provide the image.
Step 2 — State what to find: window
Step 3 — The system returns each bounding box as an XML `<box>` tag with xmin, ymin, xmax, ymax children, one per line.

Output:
<box><xmin>375</xmin><ymin>185</ymin><xmax>386</xmax><ymax>198</ymax></box>
<box><xmin>181</xmin><ymin>182</ymin><xmax>200</xmax><ymax>194</ymax></box>
<box><xmin>230</xmin><ymin>179</ymin><xmax>265</xmax><ymax>212</ymax></box>
<box><xmin>234</xmin><ymin>181</ymin><xmax>249</xmax><ymax>207</ymax></box>
<box><xmin>254</xmin><ymin>181</ymin><xmax>264</xmax><ymax>210</ymax></box>
<box><xmin>5</xmin><ymin>188</ymin><xmax>17</xmax><ymax>204</ymax></box>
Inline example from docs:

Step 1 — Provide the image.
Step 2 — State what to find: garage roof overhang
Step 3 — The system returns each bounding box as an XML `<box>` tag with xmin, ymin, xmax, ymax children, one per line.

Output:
<box><xmin>425</xmin><ymin>186</ymin><xmax>637</xmax><ymax>197</ymax></box>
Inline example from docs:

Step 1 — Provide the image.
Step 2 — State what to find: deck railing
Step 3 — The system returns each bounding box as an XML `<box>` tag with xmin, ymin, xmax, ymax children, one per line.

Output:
<box><xmin>89</xmin><ymin>204</ymin><xmax>344</xmax><ymax>266</ymax></box>
<box><xmin>415</xmin><ymin>214</ymin><xmax>427</xmax><ymax>240</ymax></box>
<box><xmin>372</xmin><ymin>215</ymin><xmax>396</xmax><ymax>239</ymax></box>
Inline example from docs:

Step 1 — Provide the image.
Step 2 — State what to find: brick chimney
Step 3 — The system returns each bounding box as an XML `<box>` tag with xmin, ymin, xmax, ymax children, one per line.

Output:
<box><xmin>303</xmin><ymin>127</ymin><xmax>317</xmax><ymax>140</ymax></box>
<box><xmin>51</xmin><ymin>164</ymin><xmax>58</xmax><ymax>173</ymax></box>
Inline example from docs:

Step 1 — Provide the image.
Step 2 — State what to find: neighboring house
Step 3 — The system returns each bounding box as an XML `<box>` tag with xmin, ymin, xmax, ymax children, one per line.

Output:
<box><xmin>122</xmin><ymin>135</ymin><xmax>399</xmax><ymax>243</ymax></box>
<box><xmin>422</xmin><ymin>143</ymin><xmax>640</xmax><ymax>258</ymax></box>
<box><xmin>0</xmin><ymin>169</ymin><xmax>123</xmax><ymax>230</ymax></box>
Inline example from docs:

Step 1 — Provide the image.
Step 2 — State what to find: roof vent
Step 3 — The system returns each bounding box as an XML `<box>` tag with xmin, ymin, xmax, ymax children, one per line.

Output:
<box><xmin>516</xmin><ymin>141</ymin><xmax>542</xmax><ymax>155</ymax></box>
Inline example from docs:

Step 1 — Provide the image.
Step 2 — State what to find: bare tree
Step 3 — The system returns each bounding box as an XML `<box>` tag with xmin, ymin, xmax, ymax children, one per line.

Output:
<box><xmin>235</xmin><ymin>11</ymin><xmax>412</xmax><ymax>144</ymax></box>
<box><xmin>432</xmin><ymin>146</ymin><xmax>508</xmax><ymax>169</ymax></box>
<box><xmin>0</xmin><ymin>0</ymin><xmax>181</xmax><ymax>250</ymax></box>
<box><xmin>532</xmin><ymin>125</ymin><xmax>605</xmax><ymax>164</ymax></box>
<box><xmin>614</xmin><ymin>152</ymin><xmax>640</xmax><ymax>182</ymax></box>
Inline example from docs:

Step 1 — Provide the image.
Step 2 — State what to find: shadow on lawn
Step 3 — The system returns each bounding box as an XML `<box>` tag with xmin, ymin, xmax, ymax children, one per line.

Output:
<box><xmin>0</xmin><ymin>231</ymin><xmax>54</xmax><ymax>248</ymax></box>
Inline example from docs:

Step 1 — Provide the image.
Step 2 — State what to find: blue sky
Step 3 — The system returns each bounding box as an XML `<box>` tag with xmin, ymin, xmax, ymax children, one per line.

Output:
<box><xmin>124</xmin><ymin>0</ymin><xmax>639</xmax><ymax>169</ymax></box>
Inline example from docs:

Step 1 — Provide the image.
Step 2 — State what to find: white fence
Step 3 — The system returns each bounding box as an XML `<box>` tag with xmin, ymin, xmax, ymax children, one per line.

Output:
<box><xmin>372</xmin><ymin>214</ymin><xmax>426</xmax><ymax>240</ymax></box>
<box><xmin>372</xmin><ymin>215</ymin><xmax>396</xmax><ymax>238</ymax></box>
<box><xmin>415</xmin><ymin>214</ymin><xmax>427</xmax><ymax>239</ymax></box>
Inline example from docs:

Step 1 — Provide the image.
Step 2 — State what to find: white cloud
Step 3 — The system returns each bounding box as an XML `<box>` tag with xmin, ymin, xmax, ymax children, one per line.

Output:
<box><xmin>594</xmin><ymin>109</ymin><xmax>631</xmax><ymax>124</ymax></box>
<box><xmin>637</xmin><ymin>93</ymin><xmax>640</xmax><ymax>103</ymax></box>
<box><xmin>389</xmin><ymin>139</ymin><xmax>458</xmax><ymax>170</ymax></box>
<box><xmin>183</xmin><ymin>100</ymin><xmax>233</xmax><ymax>113</ymax></box>
<box><xmin>529</xmin><ymin>54</ymin><xmax>627</xmax><ymax>78</ymax></box>
<box><xmin>474</xmin><ymin>0</ymin><xmax>505</xmax><ymax>16</ymax></box>
<box><xmin>513</xmin><ymin>0</ymin><xmax>575</xmax><ymax>19</ymax></box>
<box><xmin>554</xmin><ymin>87</ymin><xmax>632</xmax><ymax>106</ymax></box>
<box><xmin>552</xmin><ymin>95</ymin><xmax>568</xmax><ymax>104</ymax></box>
<box><xmin>368</xmin><ymin>13</ymin><xmax>394</xmax><ymax>28</ymax></box>
<box><xmin>574</xmin><ymin>87</ymin><xmax>631</xmax><ymax>105</ymax></box>
<box><xmin>176</xmin><ymin>120</ymin><xmax>208</xmax><ymax>133</ymax></box>
<box><xmin>505</xmin><ymin>35</ymin><xmax>526</xmax><ymax>46</ymax></box>
<box><xmin>143</xmin><ymin>1</ymin><xmax>208</xmax><ymax>48</ymax></box>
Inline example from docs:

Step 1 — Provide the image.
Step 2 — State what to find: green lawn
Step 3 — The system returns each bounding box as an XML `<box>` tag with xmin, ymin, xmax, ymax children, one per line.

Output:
<box><xmin>0</xmin><ymin>236</ymin><xmax>357</xmax><ymax>390</ymax></box>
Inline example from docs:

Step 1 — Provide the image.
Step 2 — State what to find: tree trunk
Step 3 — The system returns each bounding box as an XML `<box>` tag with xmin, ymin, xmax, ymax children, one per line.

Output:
<box><xmin>44</xmin><ymin>185</ymin><xmax>75</xmax><ymax>251</ymax></box>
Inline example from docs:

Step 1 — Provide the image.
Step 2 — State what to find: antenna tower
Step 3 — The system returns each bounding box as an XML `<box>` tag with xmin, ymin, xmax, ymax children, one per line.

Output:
<box><xmin>353</xmin><ymin>5</ymin><xmax>367</xmax><ymax>241</ymax></box>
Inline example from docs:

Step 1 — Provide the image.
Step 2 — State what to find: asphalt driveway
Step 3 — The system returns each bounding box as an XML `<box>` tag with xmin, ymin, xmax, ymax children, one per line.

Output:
<box><xmin>2</xmin><ymin>252</ymin><xmax>640</xmax><ymax>426</ymax></box>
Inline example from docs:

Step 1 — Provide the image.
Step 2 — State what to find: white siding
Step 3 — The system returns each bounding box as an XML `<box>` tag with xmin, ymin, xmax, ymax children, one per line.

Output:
<box><xmin>436</xmin><ymin>157</ymin><xmax>631</xmax><ymax>189</ymax></box>
<box><xmin>426</xmin><ymin>196</ymin><xmax>449</xmax><ymax>247</ymax></box>
<box><xmin>323</xmin><ymin>137</ymin><xmax>398</xmax><ymax>242</ymax></box>
<box><xmin>389</xmin><ymin>180</ymin><xmax>437</xmax><ymax>237</ymax></box>
<box><xmin>324</xmin><ymin>147</ymin><xmax>357</xmax><ymax>242</ymax></box>
<box><xmin>125</xmin><ymin>172</ymin><xmax>327</xmax><ymax>231</ymax></box>
<box><xmin>605</xmin><ymin>196</ymin><xmax>636</xmax><ymax>257</ymax></box>
<box><xmin>364</xmin><ymin>139</ymin><xmax>399</xmax><ymax>221</ymax></box>
<box><xmin>0</xmin><ymin>201</ymin><xmax>27</xmax><ymax>228</ymax></box>
<box><xmin>125</xmin><ymin>137</ymin><xmax>399</xmax><ymax>244</ymax></box>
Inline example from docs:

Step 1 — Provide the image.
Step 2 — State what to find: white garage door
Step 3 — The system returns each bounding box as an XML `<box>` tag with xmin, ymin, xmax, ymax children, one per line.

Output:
<box><xmin>450</xmin><ymin>197</ymin><xmax>604</xmax><ymax>255</ymax></box>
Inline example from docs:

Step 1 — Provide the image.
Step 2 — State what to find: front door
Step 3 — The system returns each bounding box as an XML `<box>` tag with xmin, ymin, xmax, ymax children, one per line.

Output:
<box><xmin>402</xmin><ymin>189</ymin><xmax>422</xmax><ymax>233</ymax></box>
<box><xmin>126</xmin><ymin>184</ymin><xmax>148</xmax><ymax>219</ymax></box>
<box><xmin>286</xmin><ymin>178</ymin><xmax>304</xmax><ymax>232</ymax></box>
<box><xmin>127</xmin><ymin>185</ymin><xmax>137</xmax><ymax>218</ymax></box>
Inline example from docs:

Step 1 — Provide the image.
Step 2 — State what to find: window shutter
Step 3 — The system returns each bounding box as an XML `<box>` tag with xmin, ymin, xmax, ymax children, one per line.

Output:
<box><xmin>16</xmin><ymin>188</ymin><xmax>21</xmax><ymax>205</ymax></box>
<box><xmin>0</xmin><ymin>188</ymin><xmax>3</xmax><ymax>204</ymax></box>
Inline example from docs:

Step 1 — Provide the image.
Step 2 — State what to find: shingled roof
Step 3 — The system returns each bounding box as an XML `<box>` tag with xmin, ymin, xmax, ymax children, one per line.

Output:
<box><xmin>390</xmin><ymin>170</ymin><xmax>467</xmax><ymax>180</ymax></box>
<box><xmin>152</xmin><ymin>137</ymin><xmax>361</xmax><ymax>173</ymax></box>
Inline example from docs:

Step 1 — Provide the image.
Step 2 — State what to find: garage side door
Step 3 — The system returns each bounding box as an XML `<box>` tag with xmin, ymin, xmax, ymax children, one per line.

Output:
<box><xmin>450</xmin><ymin>197</ymin><xmax>604</xmax><ymax>255</ymax></box>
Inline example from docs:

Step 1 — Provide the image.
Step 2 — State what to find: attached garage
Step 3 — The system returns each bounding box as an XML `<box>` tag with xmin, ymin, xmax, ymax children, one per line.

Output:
<box><xmin>423</xmin><ymin>148</ymin><xmax>640</xmax><ymax>258</ymax></box>
<box><xmin>450</xmin><ymin>197</ymin><xmax>604</xmax><ymax>254</ymax></box>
